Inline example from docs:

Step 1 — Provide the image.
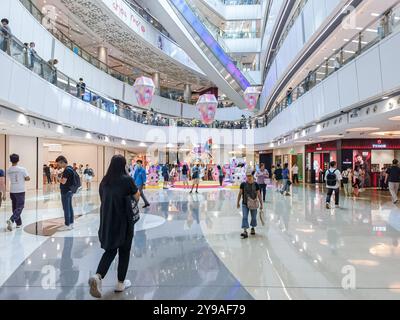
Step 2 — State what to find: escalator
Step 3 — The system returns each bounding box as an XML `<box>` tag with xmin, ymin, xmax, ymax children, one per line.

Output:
<box><xmin>137</xmin><ymin>0</ymin><xmax>251</xmax><ymax>109</ymax></box>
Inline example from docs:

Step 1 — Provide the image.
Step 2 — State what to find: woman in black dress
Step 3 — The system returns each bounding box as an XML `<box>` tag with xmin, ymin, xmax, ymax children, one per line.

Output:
<box><xmin>89</xmin><ymin>155</ymin><xmax>140</xmax><ymax>298</ymax></box>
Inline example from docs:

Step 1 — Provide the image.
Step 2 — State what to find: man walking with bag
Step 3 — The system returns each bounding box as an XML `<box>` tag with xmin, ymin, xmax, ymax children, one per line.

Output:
<box><xmin>385</xmin><ymin>159</ymin><xmax>400</xmax><ymax>204</ymax></box>
<box><xmin>325</xmin><ymin>161</ymin><xmax>342</xmax><ymax>209</ymax></box>
<box><xmin>237</xmin><ymin>168</ymin><xmax>263</xmax><ymax>239</ymax></box>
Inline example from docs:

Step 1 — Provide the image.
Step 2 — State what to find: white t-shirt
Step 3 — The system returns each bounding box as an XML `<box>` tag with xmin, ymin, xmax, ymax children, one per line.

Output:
<box><xmin>292</xmin><ymin>166</ymin><xmax>299</xmax><ymax>174</ymax></box>
<box><xmin>325</xmin><ymin>168</ymin><xmax>342</xmax><ymax>189</ymax></box>
<box><xmin>8</xmin><ymin>166</ymin><xmax>29</xmax><ymax>193</ymax></box>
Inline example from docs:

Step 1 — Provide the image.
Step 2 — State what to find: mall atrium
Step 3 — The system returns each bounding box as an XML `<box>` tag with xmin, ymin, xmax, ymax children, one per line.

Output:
<box><xmin>1</xmin><ymin>0</ymin><xmax>400</xmax><ymax>301</ymax></box>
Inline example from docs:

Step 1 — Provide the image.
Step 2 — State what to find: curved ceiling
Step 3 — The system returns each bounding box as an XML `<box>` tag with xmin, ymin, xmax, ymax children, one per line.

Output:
<box><xmin>59</xmin><ymin>0</ymin><xmax>214</xmax><ymax>89</ymax></box>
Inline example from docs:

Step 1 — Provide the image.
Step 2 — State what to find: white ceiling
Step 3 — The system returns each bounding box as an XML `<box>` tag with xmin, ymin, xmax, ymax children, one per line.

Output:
<box><xmin>275</xmin><ymin>0</ymin><xmax>400</xmax><ymax>102</ymax></box>
<box><xmin>32</xmin><ymin>0</ymin><xmax>213</xmax><ymax>91</ymax></box>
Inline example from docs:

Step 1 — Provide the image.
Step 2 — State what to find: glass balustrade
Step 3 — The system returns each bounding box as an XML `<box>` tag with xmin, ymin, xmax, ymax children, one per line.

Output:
<box><xmin>5</xmin><ymin>1</ymin><xmax>398</xmax><ymax>131</ymax></box>
<box><xmin>264</xmin><ymin>3</ymin><xmax>400</xmax><ymax>125</ymax></box>
<box><xmin>18</xmin><ymin>0</ymin><xmax>197</xmax><ymax>105</ymax></box>
<box><xmin>1</xmin><ymin>31</ymin><xmax>259</xmax><ymax>129</ymax></box>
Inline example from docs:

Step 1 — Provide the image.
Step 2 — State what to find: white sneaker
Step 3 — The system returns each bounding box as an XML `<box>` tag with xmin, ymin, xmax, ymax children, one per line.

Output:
<box><xmin>70</xmin><ymin>224</ymin><xmax>74</xmax><ymax>229</ymax></box>
<box><xmin>6</xmin><ymin>220</ymin><xmax>13</xmax><ymax>232</ymax></box>
<box><xmin>88</xmin><ymin>274</ymin><xmax>102</xmax><ymax>298</ymax></box>
<box><xmin>115</xmin><ymin>280</ymin><xmax>132</xmax><ymax>293</ymax></box>
<box><xmin>58</xmin><ymin>225</ymin><xmax>72</xmax><ymax>232</ymax></box>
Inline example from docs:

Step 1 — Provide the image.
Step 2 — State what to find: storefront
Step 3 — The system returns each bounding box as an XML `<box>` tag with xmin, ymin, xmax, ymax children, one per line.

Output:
<box><xmin>341</xmin><ymin>139</ymin><xmax>400</xmax><ymax>188</ymax></box>
<box><xmin>257</xmin><ymin>150</ymin><xmax>273</xmax><ymax>173</ymax></box>
<box><xmin>273</xmin><ymin>146</ymin><xmax>305</xmax><ymax>182</ymax></box>
<box><xmin>305</xmin><ymin>141</ymin><xmax>339</xmax><ymax>184</ymax></box>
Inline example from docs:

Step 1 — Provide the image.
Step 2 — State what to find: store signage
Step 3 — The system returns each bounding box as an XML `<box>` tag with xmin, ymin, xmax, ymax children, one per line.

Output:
<box><xmin>103</xmin><ymin>0</ymin><xmax>146</xmax><ymax>35</ymax></box>
<box><xmin>372</xmin><ymin>140</ymin><xmax>387</xmax><ymax>149</ymax></box>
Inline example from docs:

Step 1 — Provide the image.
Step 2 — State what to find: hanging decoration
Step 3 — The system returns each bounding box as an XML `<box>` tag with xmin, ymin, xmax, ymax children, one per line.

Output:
<box><xmin>197</xmin><ymin>94</ymin><xmax>218</xmax><ymax>125</ymax></box>
<box><xmin>244</xmin><ymin>87</ymin><xmax>260</xmax><ymax>111</ymax></box>
<box><xmin>134</xmin><ymin>76</ymin><xmax>155</xmax><ymax>108</ymax></box>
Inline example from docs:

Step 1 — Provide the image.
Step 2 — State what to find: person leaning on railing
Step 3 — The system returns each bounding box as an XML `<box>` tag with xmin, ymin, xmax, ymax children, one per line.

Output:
<box><xmin>1</xmin><ymin>18</ymin><xmax>12</xmax><ymax>55</ymax></box>
<box><xmin>48</xmin><ymin>59</ymin><xmax>58</xmax><ymax>84</ymax></box>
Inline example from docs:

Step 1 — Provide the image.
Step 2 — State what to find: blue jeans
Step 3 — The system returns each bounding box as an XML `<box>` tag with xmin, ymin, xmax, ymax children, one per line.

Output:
<box><xmin>241</xmin><ymin>204</ymin><xmax>257</xmax><ymax>229</ymax></box>
<box><xmin>281</xmin><ymin>179</ymin><xmax>290</xmax><ymax>193</ymax></box>
<box><xmin>61</xmin><ymin>191</ymin><xmax>74</xmax><ymax>226</ymax></box>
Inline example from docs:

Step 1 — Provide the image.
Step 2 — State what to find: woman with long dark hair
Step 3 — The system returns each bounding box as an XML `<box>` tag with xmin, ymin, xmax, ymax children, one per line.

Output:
<box><xmin>89</xmin><ymin>155</ymin><xmax>140</xmax><ymax>298</ymax></box>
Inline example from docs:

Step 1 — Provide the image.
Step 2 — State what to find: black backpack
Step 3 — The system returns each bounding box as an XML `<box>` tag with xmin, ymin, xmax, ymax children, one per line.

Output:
<box><xmin>67</xmin><ymin>166</ymin><xmax>81</xmax><ymax>193</ymax></box>
<box><xmin>326</xmin><ymin>169</ymin><xmax>338</xmax><ymax>187</ymax></box>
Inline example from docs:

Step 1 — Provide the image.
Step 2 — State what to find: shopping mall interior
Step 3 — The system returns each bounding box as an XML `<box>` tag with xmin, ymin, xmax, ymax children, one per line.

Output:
<box><xmin>1</xmin><ymin>0</ymin><xmax>400</xmax><ymax>301</ymax></box>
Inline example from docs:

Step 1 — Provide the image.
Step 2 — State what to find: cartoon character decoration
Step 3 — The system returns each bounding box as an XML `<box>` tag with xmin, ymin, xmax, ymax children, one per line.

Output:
<box><xmin>197</xmin><ymin>94</ymin><xmax>218</xmax><ymax>125</ymax></box>
<box><xmin>147</xmin><ymin>165</ymin><xmax>159</xmax><ymax>186</ymax></box>
<box><xmin>232</xmin><ymin>172</ymin><xmax>243</xmax><ymax>186</ymax></box>
<box><xmin>212</xmin><ymin>165</ymin><xmax>220</xmax><ymax>182</ymax></box>
<box><xmin>204</xmin><ymin>138</ymin><xmax>213</xmax><ymax>162</ymax></box>
<box><xmin>244</xmin><ymin>87</ymin><xmax>260</xmax><ymax>111</ymax></box>
<box><xmin>133</xmin><ymin>76</ymin><xmax>155</xmax><ymax>108</ymax></box>
<box><xmin>232</xmin><ymin>163</ymin><xmax>247</xmax><ymax>185</ymax></box>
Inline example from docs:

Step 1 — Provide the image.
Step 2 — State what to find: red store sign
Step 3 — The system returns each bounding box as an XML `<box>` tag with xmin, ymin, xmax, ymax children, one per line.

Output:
<box><xmin>341</xmin><ymin>139</ymin><xmax>400</xmax><ymax>150</ymax></box>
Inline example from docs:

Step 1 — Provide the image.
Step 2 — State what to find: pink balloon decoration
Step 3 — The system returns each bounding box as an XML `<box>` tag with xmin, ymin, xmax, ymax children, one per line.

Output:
<box><xmin>244</xmin><ymin>87</ymin><xmax>260</xmax><ymax>111</ymax></box>
<box><xmin>134</xmin><ymin>76</ymin><xmax>155</xmax><ymax>108</ymax></box>
<box><xmin>197</xmin><ymin>94</ymin><xmax>218</xmax><ymax>125</ymax></box>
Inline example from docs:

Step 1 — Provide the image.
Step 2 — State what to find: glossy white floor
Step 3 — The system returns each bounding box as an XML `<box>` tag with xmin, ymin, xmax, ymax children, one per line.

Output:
<box><xmin>0</xmin><ymin>183</ymin><xmax>399</xmax><ymax>300</ymax></box>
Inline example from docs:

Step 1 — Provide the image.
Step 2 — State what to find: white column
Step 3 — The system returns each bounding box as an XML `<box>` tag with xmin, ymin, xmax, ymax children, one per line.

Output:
<box><xmin>153</xmin><ymin>72</ymin><xmax>161</xmax><ymax>95</ymax></box>
<box><xmin>97</xmin><ymin>46</ymin><xmax>109</xmax><ymax>65</ymax></box>
<box><xmin>184</xmin><ymin>84</ymin><xmax>192</xmax><ymax>103</ymax></box>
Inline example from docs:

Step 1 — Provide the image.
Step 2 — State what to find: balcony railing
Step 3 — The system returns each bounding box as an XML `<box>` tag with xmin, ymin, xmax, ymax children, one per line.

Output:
<box><xmin>0</xmin><ymin>31</ymin><xmax>260</xmax><ymax>129</ymax></box>
<box><xmin>263</xmin><ymin>3</ymin><xmax>400</xmax><ymax>125</ymax></box>
<box><xmin>18</xmin><ymin>0</ymin><xmax>196</xmax><ymax>105</ymax></box>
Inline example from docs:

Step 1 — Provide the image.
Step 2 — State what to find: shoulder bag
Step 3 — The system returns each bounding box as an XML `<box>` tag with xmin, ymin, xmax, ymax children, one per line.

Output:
<box><xmin>245</xmin><ymin>183</ymin><xmax>259</xmax><ymax>210</ymax></box>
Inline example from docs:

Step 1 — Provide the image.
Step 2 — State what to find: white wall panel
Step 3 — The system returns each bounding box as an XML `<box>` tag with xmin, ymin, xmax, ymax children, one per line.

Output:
<box><xmin>311</xmin><ymin>83</ymin><xmax>325</xmax><ymax>121</ymax></box>
<box><xmin>291</xmin><ymin>98</ymin><xmax>305</xmax><ymax>127</ymax></box>
<box><xmin>8</xmin><ymin>61</ymin><xmax>30</xmax><ymax>110</ymax></box>
<box><xmin>27</xmin><ymin>73</ymin><xmax>46</xmax><ymax>116</ymax></box>
<box><xmin>337</xmin><ymin>62</ymin><xmax>359</xmax><ymax>107</ymax></box>
<box><xmin>0</xmin><ymin>52</ymin><xmax>13</xmax><ymax>103</ymax></box>
<box><xmin>0</xmin><ymin>0</ymin><xmax>11</xmax><ymax>19</ymax></box>
<box><xmin>325</xmin><ymin>0</ymin><xmax>341</xmax><ymax>18</ymax></box>
<box><xmin>322</xmin><ymin>73</ymin><xmax>340</xmax><ymax>116</ymax></box>
<box><xmin>379</xmin><ymin>31</ymin><xmax>400</xmax><ymax>92</ymax></box>
<box><xmin>356</xmin><ymin>47</ymin><xmax>383</xmax><ymax>101</ymax></box>
<box><xmin>302</xmin><ymin>92</ymin><xmax>315</xmax><ymax>125</ymax></box>
<box><xmin>302</xmin><ymin>1</ymin><xmax>315</xmax><ymax>42</ymax></box>
<box><xmin>312</xmin><ymin>0</ymin><xmax>327</xmax><ymax>33</ymax></box>
<box><xmin>225</xmin><ymin>38</ymin><xmax>260</xmax><ymax>53</ymax></box>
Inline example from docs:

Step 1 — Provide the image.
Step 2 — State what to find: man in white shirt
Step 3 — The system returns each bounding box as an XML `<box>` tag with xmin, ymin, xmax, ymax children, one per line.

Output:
<box><xmin>325</xmin><ymin>161</ymin><xmax>342</xmax><ymax>209</ymax></box>
<box><xmin>292</xmin><ymin>164</ymin><xmax>299</xmax><ymax>184</ymax></box>
<box><xmin>6</xmin><ymin>154</ymin><xmax>30</xmax><ymax>231</ymax></box>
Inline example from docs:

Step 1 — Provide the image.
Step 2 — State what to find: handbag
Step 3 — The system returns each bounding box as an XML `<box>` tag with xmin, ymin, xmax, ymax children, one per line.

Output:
<box><xmin>131</xmin><ymin>197</ymin><xmax>140</xmax><ymax>225</ymax></box>
<box><xmin>245</xmin><ymin>183</ymin><xmax>259</xmax><ymax>210</ymax></box>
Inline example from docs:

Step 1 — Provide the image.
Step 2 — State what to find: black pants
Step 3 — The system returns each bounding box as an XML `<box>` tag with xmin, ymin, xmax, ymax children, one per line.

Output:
<box><xmin>259</xmin><ymin>184</ymin><xmax>266</xmax><ymax>201</ymax></box>
<box><xmin>293</xmin><ymin>174</ymin><xmax>299</xmax><ymax>184</ymax></box>
<box><xmin>326</xmin><ymin>188</ymin><xmax>339</xmax><ymax>205</ymax></box>
<box><xmin>10</xmin><ymin>192</ymin><xmax>25</xmax><ymax>226</ymax></box>
<box><xmin>96</xmin><ymin>228</ymin><xmax>134</xmax><ymax>282</ymax></box>
<box><xmin>219</xmin><ymin>176</ymin><xmax>224</xmax><ymax>186</ymax></box>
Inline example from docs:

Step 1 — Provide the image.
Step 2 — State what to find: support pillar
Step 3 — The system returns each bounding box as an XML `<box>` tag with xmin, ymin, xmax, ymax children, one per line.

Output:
<box><xmin>97</xmin><ymin>46</ymin><xmax>109</xmax><ymax>70</ymax></box>
<box><xmin>153</xmin><ymin>72</ymin><xmax>161</xmax><ymax>96</ymax></box>
<box><xmin>184</xmin><ymin>84</ymin><xmax>192</xmax><ymax>103</ymax></box>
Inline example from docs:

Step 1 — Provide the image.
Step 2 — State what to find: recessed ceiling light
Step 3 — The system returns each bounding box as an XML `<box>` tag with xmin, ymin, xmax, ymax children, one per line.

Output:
<box><xmin>347</xmin><ymin>127</ymin><xmax>380</xmax><ymax>132</ymax></box>
<box><xmin>319</xmin><ymin>135</ymin><xmax>342</xmax><ymax>139</ymax></box>
<box><xmin>382</xmin><ymin>96</ymin><xmax>389</xmax><ymax>100</ymax></box>
<box><xmin>370</xmin><ymin>131</ymin><xmax>400</xmax><ymax>137</ymax></box>
<box><xmin>389</xmin><ymin>116</ymin><xmax>400</xmax><ymax>121</ymax></box>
